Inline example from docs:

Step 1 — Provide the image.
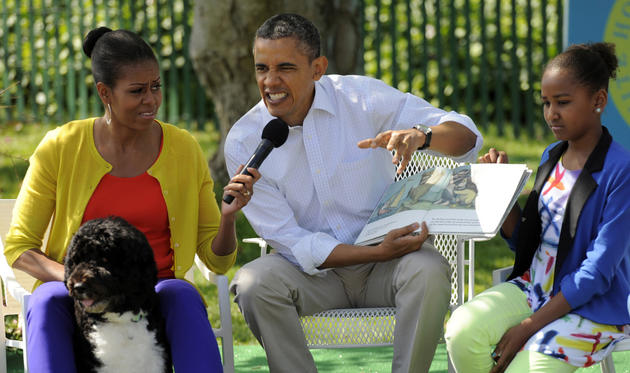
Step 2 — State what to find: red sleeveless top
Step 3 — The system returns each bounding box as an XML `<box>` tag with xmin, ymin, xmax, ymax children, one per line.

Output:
<box><xmin>82</xmin><ymin>144</ymin><xmax>174</xmax><ymax>278</ymax></box>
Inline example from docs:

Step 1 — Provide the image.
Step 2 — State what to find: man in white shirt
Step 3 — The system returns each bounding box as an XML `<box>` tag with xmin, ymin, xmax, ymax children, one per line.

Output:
<box><xmin>225</xmin><ymin>13</ymin><xmax>483</xmax><ymax>373</ymax></box>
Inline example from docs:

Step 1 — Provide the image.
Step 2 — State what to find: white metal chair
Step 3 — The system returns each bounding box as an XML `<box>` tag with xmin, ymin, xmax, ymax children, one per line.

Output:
<box><xmin>244</xmin><ymin>153</ymin><xmax>490</xmax><ymax>371</ymax></box>
<box><xmin>0</xmin><ymin>198</ymin><xmax>234</xmax><ymax>373</ymax></box>
<box><xmin>493</xmin><ymin>265</ymin><xmax>629</xmax><ymax>373</ymax></box>
<box><xmin>187</xmin><ymin>257</ymin><xmax>234</xmax><ymax>373</ymax></box>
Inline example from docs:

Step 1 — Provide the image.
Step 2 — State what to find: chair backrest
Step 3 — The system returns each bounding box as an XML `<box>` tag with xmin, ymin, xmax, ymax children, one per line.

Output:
<box><xmin>0</xmin><ymin>199</ymin><xmax>38</xmax><ymax>311</ymax></box>
<box><xmin>0</xmin><ymin>200</ymin><xmax>15</xmax><ymax>245</ymax></box>
<box><xmin>397</xmin><ymin>153</ymin><xmax>464</xmax><ymax>307</ymax></box>
<box><xmin>395</xmin><ymin>152</ymin><xmax>462</xmax><ymax>181</ymax></box>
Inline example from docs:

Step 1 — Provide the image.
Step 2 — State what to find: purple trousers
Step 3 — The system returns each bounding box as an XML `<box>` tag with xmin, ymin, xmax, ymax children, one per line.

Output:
<box><xmin>26</xmin><ymin>279</ymin><xmax>223</xmax><ymax>372</ymax></box>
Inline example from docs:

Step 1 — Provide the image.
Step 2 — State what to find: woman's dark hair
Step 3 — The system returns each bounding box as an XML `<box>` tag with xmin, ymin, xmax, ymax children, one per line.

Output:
<box><xmin>255</xmin><ymin>13</ymin><xmax>320</xmax><ymax>61</ymax></box>
<box><xmin>83</xmin><ymin>27</ymin><xmax>157</xmax><ymax>87</ymax></box>
<box><xmin>545</xmin><ymin>42</ymin><xmax>618</xmax><ymax>92</ymax></box>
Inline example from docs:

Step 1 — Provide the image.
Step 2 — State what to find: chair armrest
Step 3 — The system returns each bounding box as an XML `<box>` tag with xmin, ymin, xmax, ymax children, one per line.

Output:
<box><xmin>192</xmin><ymin>254</ymin><xmax>234</xmax><ymax>373</ymax></box>
<box><xmin>193</xmin><ymin>254</ymin><xmax>231</xmax><ymax>330</ymax></box>
<box><xmin>492</xmin><ymin>266</ymin><xmax>513</xmax><ymax>286</ymax></box>
<box><xmin>193</xmin><ymin>254</ymin><xmax>213</xmax><ymax>282</ymax></box>
<box><xmin>192</xmin><ymin>255</ymin><xmax>230</xmax><ymax>322</ymax></box>
<box><xmin>243</xmin><ymin>237</ymin><xmax>268</xmax><ymax>257</ymax></box>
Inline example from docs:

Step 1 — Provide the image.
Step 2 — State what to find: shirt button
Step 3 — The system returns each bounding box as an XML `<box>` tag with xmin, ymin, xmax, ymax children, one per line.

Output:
<box><xmin>171</xmin><ymin>217</ymin><xmax>175</xmax><ymax>222</ymax></box>
<box><xmin>174</xmin><ymin>243</ymin><xmax>180</xmax><ymax>248</ymax></box>
<box><xmin>316</xmin><ymin>169</ymin><xmax>321</xmax><ymax>174</ymax></box>
<box><xmin>176</xmin><ymin>266</ymin><xmax>182</xmax><ymax>270</ymax></box>
<box><xmin>163</xmin><ymin>190</ymin><xmax>168</xmax><ymax>195</ymax></box>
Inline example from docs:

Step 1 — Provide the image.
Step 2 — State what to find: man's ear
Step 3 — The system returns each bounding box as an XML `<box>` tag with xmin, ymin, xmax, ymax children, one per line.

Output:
<box><xmin>312</xmin><ymin>56</ymin><xmax>328</xmax><ymax>81</ymax></box>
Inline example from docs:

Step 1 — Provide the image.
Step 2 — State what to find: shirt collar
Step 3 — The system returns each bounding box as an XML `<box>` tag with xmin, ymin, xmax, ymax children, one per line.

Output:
<box><xmin>310</xmin><ymin>77</ymin><xmax>336</xmax><ymax>117</ymax></box>
<box><xmin>257</xmin><ymin>76</ymin><xmax>335</xmax><ymax>128</ymax></box>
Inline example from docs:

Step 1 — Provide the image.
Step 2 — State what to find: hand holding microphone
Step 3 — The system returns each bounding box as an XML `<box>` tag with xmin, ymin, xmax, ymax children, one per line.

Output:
<box><xmin>223</xmin><ymin>118</ymin><xmax>290</xmax><ymax>204</ymax></box>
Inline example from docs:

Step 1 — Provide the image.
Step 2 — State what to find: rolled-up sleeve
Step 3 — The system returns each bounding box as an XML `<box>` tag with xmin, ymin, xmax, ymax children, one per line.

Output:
<box><xmin>366</xmin><ymin>79</ymin><xmax>482</xmax><ymax>163</ymax></box>
<box><xmin>4</xmin><ymin>129</ymin><xmax>58</xmax><ymax>265</ymax></box>
<box><xmin>266</xmin><ymin>229</ymin><xmax>340</xmax><ymax>275</ymax></box>
<box><xmin>225</xmin><ymin>139</ymin><xmax>340</xmax><ymax>275</ymax></box>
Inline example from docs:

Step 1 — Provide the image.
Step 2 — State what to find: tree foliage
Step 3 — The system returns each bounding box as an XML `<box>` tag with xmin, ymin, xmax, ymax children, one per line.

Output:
<box><xmin>361</xmin><ymin>0</ymin><xmax>563</xmax><ymax>137</ymax></box>
<box><xmin>0</xmin><ymin>0</ymin><xmax>563</xmax><ymax>163</ymax></box>
<box><xmin>189</xmin><ymin>0</ymin><xmax>362</xmax><ymax>183</ymax></box>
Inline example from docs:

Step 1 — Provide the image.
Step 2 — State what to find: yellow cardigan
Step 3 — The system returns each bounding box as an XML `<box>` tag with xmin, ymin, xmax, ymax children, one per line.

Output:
<box><xmin>4</xmin><ymin>118</ymin><xmax>236</xmax><ymax>287</ymax></box>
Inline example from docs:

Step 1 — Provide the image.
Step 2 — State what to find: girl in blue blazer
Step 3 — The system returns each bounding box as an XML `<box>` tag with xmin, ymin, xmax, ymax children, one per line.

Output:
<box><xmin>445</xmin><ymin>42</ymin><xmax>630</xmax><ymax>373</ymax></box>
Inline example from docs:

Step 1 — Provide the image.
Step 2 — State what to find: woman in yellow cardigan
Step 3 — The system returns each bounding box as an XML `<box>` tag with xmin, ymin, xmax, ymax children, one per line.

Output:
<box><xmin>4</xmin><ymin>27</ymin><xmax>258</xmax><ymax>372</ymax></box>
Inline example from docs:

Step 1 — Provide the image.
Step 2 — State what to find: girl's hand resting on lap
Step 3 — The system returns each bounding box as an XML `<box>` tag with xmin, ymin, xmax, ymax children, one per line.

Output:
<box><xmin>490</xmin><ymin>322</ymin><xmax>535</xmax><ymax>373</ymax></box>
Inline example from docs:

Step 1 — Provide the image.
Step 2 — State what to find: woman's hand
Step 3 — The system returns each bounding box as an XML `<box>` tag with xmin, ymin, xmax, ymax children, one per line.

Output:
<box><xmin>212</xmin><ymin>166</ymin><xmax>261</xmax><ymax>256</ymax></box>
<box><xmin>490</xmin><ymin>322</ymin><xmax>535</xmax><ymax>373</ymax></box>
<box><xmin>478</xmin><ymin>148</ymin><xmax>509</xmax><ymax>164</ymax></box>
<box><xmin>221</xmin><ymin>165</ymin><xmax>261</xmax><ymax>215</ymax></box>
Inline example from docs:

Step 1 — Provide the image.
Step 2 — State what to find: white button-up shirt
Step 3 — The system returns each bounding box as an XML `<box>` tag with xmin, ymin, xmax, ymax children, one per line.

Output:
<box><xmin>225</xmin><ymin>75</ymin><xmax>482</xmax><ymax>275</ymax></box>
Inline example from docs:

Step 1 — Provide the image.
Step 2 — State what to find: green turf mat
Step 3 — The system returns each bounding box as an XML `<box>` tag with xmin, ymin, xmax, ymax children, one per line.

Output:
<box><xmin>232</xmin><ymin>344</ymin><xmax>630</xmax><ymax>373</ymax></box>
<box><xmin>5</xmin><ymin>344</ymin><xmax>630</xmax><ymax>372</ymax></box>
<box><xmin>234</xmin><ymin>345</ymin><xmax>444</xmax><ymax>373</ymax></box>
<box><xmin>6</xmin><ymin>348</ymin><xmax>23</xmax><ymax>373</ymax></box>
<box><xmin>234</xmin><ymin>344</ymin><xmax>630</xmax><ymax>373</ymax></box>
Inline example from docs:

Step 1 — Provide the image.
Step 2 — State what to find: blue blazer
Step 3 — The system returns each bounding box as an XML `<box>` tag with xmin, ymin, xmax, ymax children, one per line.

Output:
<box><xmin>507</xmin><ymin>127</ymin><xmax>630</xmax><ymax>325</ymax></box>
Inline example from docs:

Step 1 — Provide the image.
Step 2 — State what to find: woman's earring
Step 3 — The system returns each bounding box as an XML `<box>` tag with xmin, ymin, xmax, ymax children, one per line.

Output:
<box><xmin>595</xmin><ymin>107</ymin><xmax>602</xmax><ymax>114</ymax></box>
<box><xmin>106</xmin><ymin>104</ymin><xmax>112</xmax><ymax>125</ymax></box>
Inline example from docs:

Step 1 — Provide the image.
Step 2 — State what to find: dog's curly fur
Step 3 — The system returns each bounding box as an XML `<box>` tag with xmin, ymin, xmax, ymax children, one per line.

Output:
<box><xmin>64</xmin><ymin>216</ymin><xmax>171</xmax><ymax>373</ymax></box>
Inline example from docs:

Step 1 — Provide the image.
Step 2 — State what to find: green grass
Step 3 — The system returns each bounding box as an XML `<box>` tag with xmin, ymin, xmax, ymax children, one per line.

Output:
<box><xmin>0</xmin><ymin>122</ymin><xmax>47</xmax><ymax>198</ymax></box>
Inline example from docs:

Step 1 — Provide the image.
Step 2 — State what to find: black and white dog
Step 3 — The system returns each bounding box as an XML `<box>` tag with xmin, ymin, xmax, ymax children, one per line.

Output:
<box><xmin>64</xmin><ymin>216</ymin><xmax>171</xmax><ymax>373</ymax></box>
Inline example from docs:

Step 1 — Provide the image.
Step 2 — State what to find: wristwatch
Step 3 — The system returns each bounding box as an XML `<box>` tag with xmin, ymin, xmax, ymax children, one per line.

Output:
<box><xmin>413</xmin><ymin>124</ymin><xmax>432</xmax><ymax>150</ymax></box>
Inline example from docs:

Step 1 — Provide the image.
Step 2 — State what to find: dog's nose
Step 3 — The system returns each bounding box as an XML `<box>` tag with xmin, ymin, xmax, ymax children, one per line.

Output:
<box><xmin>72</xmin><ymin>282</ymin><xmax>87</xmax><ymax>295</ymax></box>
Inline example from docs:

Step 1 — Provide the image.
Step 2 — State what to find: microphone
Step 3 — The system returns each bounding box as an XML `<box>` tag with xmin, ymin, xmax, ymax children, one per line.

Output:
<box><xmin>223</xmin><ymin>118</ymin><xmax>289</xmax><ymax>204</ymax></box>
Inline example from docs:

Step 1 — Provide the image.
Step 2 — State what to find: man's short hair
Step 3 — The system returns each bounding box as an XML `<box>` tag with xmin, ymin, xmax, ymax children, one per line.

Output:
<box><xmin>255</xmin><ymin>13</ymin><xmax>321</xmax><ymax>61</ymax></box>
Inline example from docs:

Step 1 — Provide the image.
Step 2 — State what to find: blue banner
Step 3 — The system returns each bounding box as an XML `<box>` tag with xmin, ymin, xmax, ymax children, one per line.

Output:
<box><xmin>568</xmin><ymin>1</ymin><xmax>630</xmax><ymax>149</ymax></box>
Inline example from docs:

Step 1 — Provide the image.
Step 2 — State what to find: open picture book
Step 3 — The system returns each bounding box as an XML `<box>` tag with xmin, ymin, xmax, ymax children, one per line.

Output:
<box><xmin>354</xmin><ymin>163</ymin><xmax>532</xmax><ymax>246</ymax></box>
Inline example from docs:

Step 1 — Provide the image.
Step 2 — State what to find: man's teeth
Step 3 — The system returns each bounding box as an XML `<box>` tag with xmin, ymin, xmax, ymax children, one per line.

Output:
<box><xmin>269</xmin><ymin>93</ymin><xmax>286</xmax><ymax>100</ymax></box>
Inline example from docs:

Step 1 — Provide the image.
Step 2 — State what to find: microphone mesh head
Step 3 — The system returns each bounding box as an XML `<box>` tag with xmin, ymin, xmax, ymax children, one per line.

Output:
<box><xmin>261</xmin><ymin>118</ymin><xmax>290</xmax><ymax>148</ymax></box>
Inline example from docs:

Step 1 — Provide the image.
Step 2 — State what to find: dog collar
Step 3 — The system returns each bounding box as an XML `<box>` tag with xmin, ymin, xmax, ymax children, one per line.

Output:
<box><xmin>131</xmin><ymin>311</ymin><xmax>147</xmax><ymax>323</ymax></box>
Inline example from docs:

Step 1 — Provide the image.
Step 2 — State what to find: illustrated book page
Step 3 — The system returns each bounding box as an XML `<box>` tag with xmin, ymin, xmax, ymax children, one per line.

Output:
<box><xmin>354</xmin><ymin>163</ymin><xmax>532</xmax><ymax>245</ymax></box>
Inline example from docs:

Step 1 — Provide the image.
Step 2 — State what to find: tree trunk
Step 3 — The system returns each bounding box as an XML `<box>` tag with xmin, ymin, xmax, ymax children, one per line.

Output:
<box><xmin>189</xmin><ymin>0</ymin><xmax>361</xmax><ymax>184</ymax></box>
